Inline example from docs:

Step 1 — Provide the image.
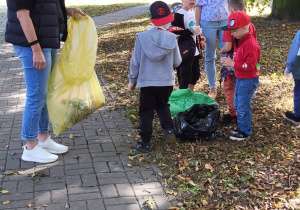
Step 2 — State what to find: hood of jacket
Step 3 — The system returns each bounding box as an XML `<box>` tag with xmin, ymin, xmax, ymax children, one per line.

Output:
<box><xmin>137</xmin><ymin>30</ymin><xmax>178</xmax><ymax>61</ymax></box>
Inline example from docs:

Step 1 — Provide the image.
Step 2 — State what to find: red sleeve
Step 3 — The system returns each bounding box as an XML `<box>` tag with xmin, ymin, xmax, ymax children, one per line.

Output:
<box><xmin>222</xmin><ymin>30</ymin><xmax>233</xmax><ymax>42</ymax></box>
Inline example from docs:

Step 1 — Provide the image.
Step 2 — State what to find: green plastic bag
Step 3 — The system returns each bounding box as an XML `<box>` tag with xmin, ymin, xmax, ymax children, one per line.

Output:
<box><xmin>169</xmin><ymin>89</ymin><xmax>217</xmax><ymax>116</ymax></box>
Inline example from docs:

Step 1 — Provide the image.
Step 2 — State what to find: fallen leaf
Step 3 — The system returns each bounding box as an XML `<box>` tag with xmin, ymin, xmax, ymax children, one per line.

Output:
<box><xmin>202</xmin><ymin>200</ymin><xmax>208</xmax><ymax>206</ymax></box>
<box><xmin>169</xmin><ymin>207</ymin><xmax>179</xmax><ymax>210</ymax></box>
<box><xmin>166</xmin><ymin>190</ymin><xmax>174</xmax><ymax>195</ymax></box>
<box><xmin>188</xmin><ymin>180</ymin><xmax>196</xmax><ymax>187</ymax></box>
<box><xmin>139</xmin><ymin>156</ymin><xmax>144</xmax><ymax>162</ymax></box>
<box><xmin>18</xmin><ymin>171</ymin><xmax>23</xmax><ymax>175</ymax></box>
<box><xmin>3</xmin><ymin>200</ymin><xmax>10</xmax><ymax>205</ymax></box>
<box><xmin>234</xmin><ymin>164</ymin><xmax>239</xmax><ymax>171</ymax></box>
<box><xmin>282</xmin><ymin>24</ymin><xmax>286</xmax><ymax>27</ymax></box>
<box><xmin>275</xmin><ymin>183</ymin><xmax>282</xmax><ymax>188</ymax></box>
<box><xmin>0</xmin><ymin>190</ymin><xmax>9</xmax><ymax>194</ymax></box>
<box><xmin>127</xmin><ymin>163</ymin><xmax>132</xmax><ymax>167</ymax></box>
<box><xmin>4</xmin><ymin>170</ymin><xmax>15</xmax><ymax>175</ymax></box>
<box><xmin>208</xmin><ymin>189</ymin><xmax>213</xmax><ymax>197</ymax></box>
<box><xmin>195</xmin><ymin>161</ymin><xmax>199</xmax><ymax>171</ymax></box>
<box><xmin>130</xmin><ymin>114</ymin><xmax>137</xmax><ymax>120</ymax></box>
<box><xmin>128</xmin><ymin>156</ymin><xmax>134</xmax><ymax>161</ymax></box>
<box><xmin>28</xmin><ymin>202</ymin><xmax>33</xmax><ymax>207</ymax></box>
<box><xmin>69</xmin><ymin>134</ymin><xmax>74</xmax><ymax>139</ymax></box>
<box><xmin>183</xmin><ymin>160</ymin><xmax>189</xmax><ymax>166</ymax></box>
<box><xmin>115</xmin><ymin>151</ymin><xmax>122</xmax><ymax>155</ymax></box>
<box><xmin>158</xmin><ymin>163</ymin><xmax>167</xmax><ymax>167</ymax></box>
<box><xmin>205</xmin><ymin>163</ymin><xmax>214</xmax><ymax>172</ymax></box>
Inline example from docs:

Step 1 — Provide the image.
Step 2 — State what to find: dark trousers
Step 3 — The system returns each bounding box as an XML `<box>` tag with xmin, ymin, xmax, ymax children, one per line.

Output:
<box><xmin>139</xmin><ymin>86</ymin><xmax>174</xmax><ymax>143</ymax></box>
<box><xmin>177</xmin><ymin>55</ymin><xmax>200</xmax><ymax>89</ymax></box>
<box><xmin>294</xmin><ymin>79</ymin><xmax>300</xmax><ymax>117</ymax></box>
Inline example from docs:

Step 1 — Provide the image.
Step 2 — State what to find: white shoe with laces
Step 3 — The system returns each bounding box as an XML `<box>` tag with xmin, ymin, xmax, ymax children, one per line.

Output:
<box><xmin>21</xmin><ymin>144</ymin><xmax>58</xmax><ymax>163</ymax></box>
<box><xmin>38</xmin><ymin>136</ymin><xmax>68</xmax><ymax>154</ymax></box>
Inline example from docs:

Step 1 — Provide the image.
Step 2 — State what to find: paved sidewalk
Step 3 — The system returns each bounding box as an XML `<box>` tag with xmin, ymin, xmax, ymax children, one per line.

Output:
<box><xmin>0</xmin><ymin>5</ymin><xmax>177</xmax><ymax>210</ymax></box>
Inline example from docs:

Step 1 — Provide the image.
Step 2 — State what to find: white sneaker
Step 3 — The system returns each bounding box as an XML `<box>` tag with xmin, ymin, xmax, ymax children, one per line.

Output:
<box><xmin>39</xmin><ymin>136</ymin><xmax>68</xmax><ymax>154</ymax></box>
<box><xmin>21</xmin><ymin>144</ymin><xmax>58</xmax><ymax>163</ymax></box>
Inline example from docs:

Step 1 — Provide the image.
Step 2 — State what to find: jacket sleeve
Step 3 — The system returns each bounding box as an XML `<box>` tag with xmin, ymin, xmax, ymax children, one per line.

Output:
<box><xmin>286</xmin><ymin>30</ymin><xmax>300</xmax><ymax>73</ymax></box>
<box><xmin>170</xmin><ymin>13</ymin><xmax>193</xmax><ymax>37</ymax></box>
<box><xmin>173</xmin><ymin>36</ymin><xmax>182</xmax><ymax>68</ymax></box>
<box><xmin>234</xmin><ymin>43</ymin><xmax>259</xmax><ymax>73</ymax></box>
<box><xmin>15</xmin><ymin>0</ymin><xmax>34</xmax><ymax>11</ymax></box>
<box><xmin>128</xmin><ymin>36</ymin><xmax>141</xmax><ymax>84</ymax></box>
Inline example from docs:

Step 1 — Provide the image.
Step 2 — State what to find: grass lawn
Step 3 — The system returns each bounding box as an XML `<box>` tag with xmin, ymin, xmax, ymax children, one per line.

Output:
<box><xmin>96</xmin><ymin>14</ymin><xmax>300</xmax><ymax>209</ymax></box>
<box><xmin>69</xmin><ymin>3</ymin><xmax>146</xmax><ymax>17</ymax></box>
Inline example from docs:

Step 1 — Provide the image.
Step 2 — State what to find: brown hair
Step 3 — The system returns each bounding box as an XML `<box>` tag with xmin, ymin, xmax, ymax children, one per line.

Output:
<box><xmin>228</xmin><ymin>0</ymin><xmax>246</xmax><ymax>11</ymax></box>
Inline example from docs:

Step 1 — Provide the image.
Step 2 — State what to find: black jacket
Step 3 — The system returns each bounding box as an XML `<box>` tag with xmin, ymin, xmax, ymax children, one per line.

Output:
<box><xmin>5</xmin><ymin>0</ymin><xmax>68</xmax><ymax>49</ymax></box>
<box><xmin>169</xmin><ymin>13</ymin><xmax>202</xmax><ymax>61</ymax></box>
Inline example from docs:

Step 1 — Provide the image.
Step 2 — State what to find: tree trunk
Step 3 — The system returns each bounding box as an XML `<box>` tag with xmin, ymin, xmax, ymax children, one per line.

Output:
<box><xmin>270</xmin><ymin>0</ymin><xmax>300</xmax><ymax>20</ymax></box>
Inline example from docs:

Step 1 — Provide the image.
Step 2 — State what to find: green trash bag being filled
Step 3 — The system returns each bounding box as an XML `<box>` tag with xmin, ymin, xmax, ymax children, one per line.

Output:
<box><xmin>47</xmin><ymin>14</ymin><xmax>105</xmax><ymax>136</ymax></box>
<box><xmin>168</xmin><ymin>88</ymin><xmax>216</xmax><ymax>116</ymax></box>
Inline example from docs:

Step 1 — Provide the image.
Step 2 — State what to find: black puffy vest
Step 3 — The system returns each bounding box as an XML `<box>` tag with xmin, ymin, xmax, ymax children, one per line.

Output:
<box><xmin>5</xmin><ymin>0</ymin><xmax>68</xmax><ymax>49</ymax></box>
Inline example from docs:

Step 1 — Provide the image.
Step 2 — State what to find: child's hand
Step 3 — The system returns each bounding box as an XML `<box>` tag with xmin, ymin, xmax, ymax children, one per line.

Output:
<box><xmin>200</xmin><ymin>40</ymin><xmax>206</xmax><ymax>50</ymax></box>
<box><xmin>128</xmin><ymin>82</ymin><xmax>136</xmax><ymax>91</ymax></box>
<box><xmin>221</xmin><ymin>56</ymin><xmax>234</xmax><ymax>67</ymax></box>
<box><xmin>284</xmin><ymin>68</ymin><xmax>293</xmax><ymax>79</ymax></box>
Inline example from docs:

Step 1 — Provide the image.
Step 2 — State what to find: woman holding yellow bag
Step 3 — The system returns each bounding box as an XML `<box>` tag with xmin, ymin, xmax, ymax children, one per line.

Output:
<box><xmin>5</xmin><ymin>0</ymin><xmax>85</xmax><ymax>163</ymax></box>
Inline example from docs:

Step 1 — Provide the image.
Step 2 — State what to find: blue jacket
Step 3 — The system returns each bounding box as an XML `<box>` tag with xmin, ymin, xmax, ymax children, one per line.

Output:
<box><xmin>128</xmin><ymin>28</ymin><xmax>182</xmax><ymax>88</ymax></box>
<box><xmin>286</xmin><ymin>30</ymin><xmax>300</xmax><ymax>79</ymax></box>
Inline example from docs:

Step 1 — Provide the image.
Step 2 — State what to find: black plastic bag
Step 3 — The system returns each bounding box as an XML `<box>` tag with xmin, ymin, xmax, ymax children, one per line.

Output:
<box><xmin>173</xmin><ymin>104</ymin><xmax>220</xmax><ymax>141</ymax></box>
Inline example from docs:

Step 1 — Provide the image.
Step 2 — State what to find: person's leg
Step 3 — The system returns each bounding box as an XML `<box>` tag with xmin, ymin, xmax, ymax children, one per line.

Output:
<box><xmin>294</xmin><ymin>79</ymin><xmax>300</xmax><ymax>117</ymax></box>
<box><xmin>217</xmin><ymin>19</ymin><xmax>227</xmax><ymax>54</ymax></box>
<box><xmin>155</xmin><ymin>86</ymin><xmax>174</xmax><ymax>130</ymax></box>
<box><xmin>189</xmin><ymin>55</ymin><xmax>200</xmax><ymax>91</ymax></box>
<box><xmin>223</xmin><ymin>76</ymin><xmax>237</xmax><ymax>117</ymax></box>
<box><xmin>139</xmin><ymin>87</ymin><xmax>156</xmax><ymax>144</ymax></box>
<box><xmin>38</xmin><ymin>49</ymin><xmax>57</xmax><ymax>142</ymax></box>
<box><xmin>234</xmin><ymin>78</ymin><xmax>259</xmax><ymax>136</ymax></box>
<box><xmin>155</xmin><ymin>86</ymin><xmax>176</xmax><ymax>143</ymax></box>
<box><xmin>13</xmin><ymin>45</ymin><xmax>58</xmax><ymax>163</ymax></box>
<box><xmin>178</xmin><ymin>60</ymin><xmax>193</xmax><ymax>89</ymax></box>
<box><xmin>201</xmin><ymin>20</ymin><xmax>217</xmax><ymax>90</ymax></box>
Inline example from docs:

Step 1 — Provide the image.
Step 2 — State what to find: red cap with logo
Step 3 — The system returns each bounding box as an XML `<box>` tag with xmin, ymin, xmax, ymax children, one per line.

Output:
<box><xmin>221</xmin><ymin>11</ymin><xmax>251</xmax><ymax>31</ymax></box>
<box><xmin>149</xmin><ymin>1</ymin><xmax>174</xmax><ymax>26</ymax></box>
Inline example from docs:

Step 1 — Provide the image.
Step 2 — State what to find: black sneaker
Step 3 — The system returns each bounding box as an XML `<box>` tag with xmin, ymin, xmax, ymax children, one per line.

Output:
<box><xmin>284</xmin><ymin>111</ymin><xmax>300</xmax><ymax>126</ymax></box>
<box><xmin>165</xmin><ymin>130</ymin><xmax>176</xmax><ymax>144</ymax></box>
<box><xmin>230</xmin><ymin>127</ymin><xmax>240</xmax><ymax>135</ymax></box>
<box><xmin>230</xmin><ymin>132</ymin><xmax>249</xmax><ymax>141</ymax></box>
<box><xmin>129</xmin><ymin>142</ymin><xmax>150</xmax><ymax>155</ymax></box>
<box><xmin>222</xmin><ymin>114</ymin><xmax>237</xmax><ymax>124</ymax></box>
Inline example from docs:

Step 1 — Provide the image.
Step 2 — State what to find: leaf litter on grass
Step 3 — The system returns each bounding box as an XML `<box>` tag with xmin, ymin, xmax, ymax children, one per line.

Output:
<box><xmin>96</xmin><ymin>14</ymin><xmax>300</xmax><ymax>209</ymax></box>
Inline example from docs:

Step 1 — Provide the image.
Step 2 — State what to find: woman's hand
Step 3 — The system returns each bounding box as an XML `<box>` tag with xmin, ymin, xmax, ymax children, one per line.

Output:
<box><xmin>66</xmin><ymin>8</ymin><xmax>85</xmax><ymax>17</ymax></box>
<box><xmin>200</xmin><ymin>40</ymin><xmax>206</xmax><ymax>50</ymax></box>
<box><xmin>32</xmin><ymin>47</ymin><xmax>46</xmax><ymax>70</ymax></box>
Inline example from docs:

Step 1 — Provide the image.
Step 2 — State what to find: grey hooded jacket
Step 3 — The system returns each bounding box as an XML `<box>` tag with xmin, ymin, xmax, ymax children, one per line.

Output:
<box><xmin>128</xmin><ymin>29</ymin><xmax>182</xmax><ymax>88</ymax></box>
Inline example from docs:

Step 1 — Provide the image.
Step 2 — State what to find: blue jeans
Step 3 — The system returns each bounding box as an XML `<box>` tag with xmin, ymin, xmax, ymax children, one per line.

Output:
<box><xmin>13</xmin><ymin>45</ymin><xmax>57</xmax><ymax>141</ymax></box>
<box><xmin>234</xmin><ymin>77</ymin><xmax>259</xmax><ymax>136</ymax></box>
<box><xmin>294</xmin><ymin>79</ymin><xmax>300</xmax><ymax>117</ymax></box>
<box><xmin>200</xmin><ymin>19</ymin><xmax>228</xmax><ymax>89</ymax></box>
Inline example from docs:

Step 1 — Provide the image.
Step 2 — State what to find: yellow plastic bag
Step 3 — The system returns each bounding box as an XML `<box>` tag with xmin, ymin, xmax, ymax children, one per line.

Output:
<box><xmin>47</xmin><ymin>14</ymin><xmax>105</xmax><ymax>136</ymax></box>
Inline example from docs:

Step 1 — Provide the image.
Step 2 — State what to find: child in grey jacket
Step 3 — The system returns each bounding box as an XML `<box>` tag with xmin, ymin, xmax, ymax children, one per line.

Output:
<box><xmin>128</xmin><ymin>1</ymin><xmax>182</xmax><ymax>154</ymax></box>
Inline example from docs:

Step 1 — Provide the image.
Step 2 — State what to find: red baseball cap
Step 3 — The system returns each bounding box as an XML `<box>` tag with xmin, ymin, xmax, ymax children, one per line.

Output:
<box><xmin>149</xmin><ymin>1</ymin><xmax>174</xmax><ymax>26</ymax></box>
<box><xmin>221</xmin><ymin>11</ymin><xmax>251</xmax><ymax>31</ymax></box>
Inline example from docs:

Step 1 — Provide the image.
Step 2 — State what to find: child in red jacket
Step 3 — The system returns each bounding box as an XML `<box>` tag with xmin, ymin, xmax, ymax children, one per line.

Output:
<box><xmin>220</xmin><ymin>0</ymin><xmax>257</xmax><ymax>124</ymax></box>
<box><xmin>221</xmin><ymin>12</ymin><xmax>261</xmax><ymax>141</ymax></box>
